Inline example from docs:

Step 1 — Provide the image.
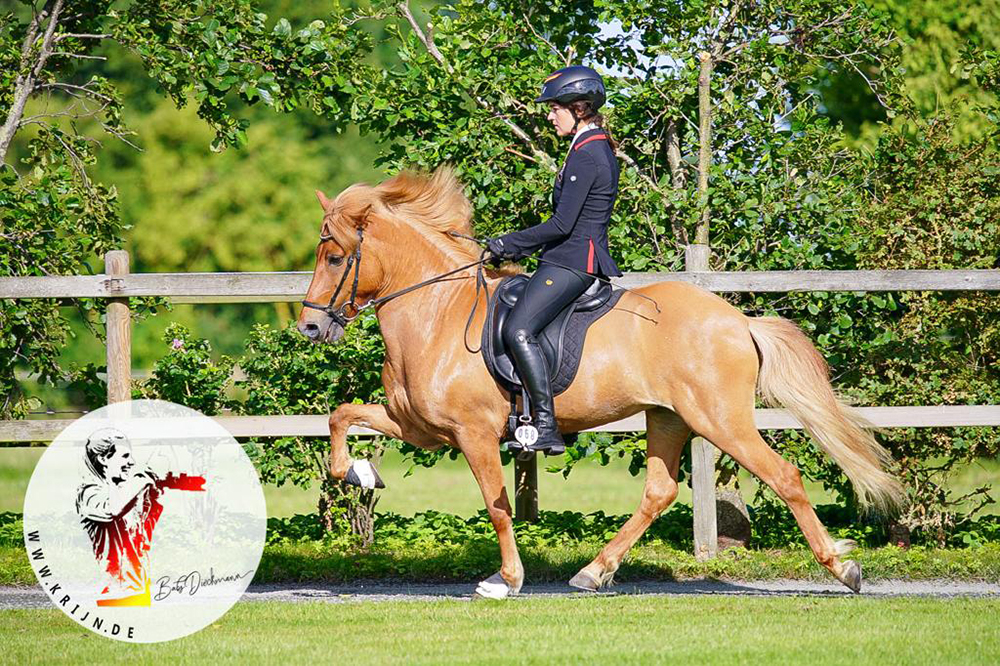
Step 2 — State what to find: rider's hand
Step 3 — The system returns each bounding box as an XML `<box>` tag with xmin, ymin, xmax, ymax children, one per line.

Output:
<box><xmin>486</xmin><ymin>237</ymin><xmax>510</xmax><ymax>267</ymax></box>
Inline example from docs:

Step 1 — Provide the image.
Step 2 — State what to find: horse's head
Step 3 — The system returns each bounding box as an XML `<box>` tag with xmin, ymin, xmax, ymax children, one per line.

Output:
<box><xmin>298</xmin><ymin>167</ymin><xmax>502</xmax><ymax>344</ymax></box>
<box><xmin>297</xmin><ymin>185</ymin><xmax>385</xmax><ymax>344</ymax></box>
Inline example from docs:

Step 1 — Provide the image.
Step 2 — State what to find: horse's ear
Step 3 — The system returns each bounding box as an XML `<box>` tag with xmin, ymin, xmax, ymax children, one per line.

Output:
<box><xmin>315</xmin><ymin>190</ymin><xmax>333</xmax><ymax>211</ymax></box>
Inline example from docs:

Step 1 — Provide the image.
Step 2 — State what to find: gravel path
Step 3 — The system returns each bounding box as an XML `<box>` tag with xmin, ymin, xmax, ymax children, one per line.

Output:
<box><xmin>3</xmin><ymin>579</ymin><xmax>999</xmax><ymax>609</ymax></box>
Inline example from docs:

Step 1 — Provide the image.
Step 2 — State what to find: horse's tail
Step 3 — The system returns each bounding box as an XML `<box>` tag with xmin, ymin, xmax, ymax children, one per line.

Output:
<box><xmin>747</xmin><ymin>316</ymin><xmax>904</xmax><ymax>512</ymax></box>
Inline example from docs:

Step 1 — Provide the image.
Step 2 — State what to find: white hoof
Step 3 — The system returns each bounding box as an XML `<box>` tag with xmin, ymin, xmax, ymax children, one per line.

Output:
<box><xmin>473</xmin><ymin>572</ymin><xmax>512</xmax><ymax>600</ymax></box>
<box><xmin>344</xmin><ymin>459</ymin><xmax>385</xmax><ymax>490</ymax></box>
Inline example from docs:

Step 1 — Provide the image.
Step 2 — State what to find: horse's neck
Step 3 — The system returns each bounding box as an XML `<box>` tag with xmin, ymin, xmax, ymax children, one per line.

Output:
<box><xmin>378</xmin><ymin>238</ymin><xmax>499</xmax><ymax>370</ymax></box>
<box><xmin>375</xmin><ymin>262</ymin><xmax>501</xmax><ymax>370</ymax></box>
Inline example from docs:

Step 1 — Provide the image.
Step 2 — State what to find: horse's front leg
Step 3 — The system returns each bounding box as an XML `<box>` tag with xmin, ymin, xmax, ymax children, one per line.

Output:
<box><xmin>328</xmin><ymin>403</ymin><xmax>403</xmax><ymax>489</ymax></box>
<box><xmin>460</xmin><ymin>432</ymin><xmax>524</xmax><ymax>599</ymax></box>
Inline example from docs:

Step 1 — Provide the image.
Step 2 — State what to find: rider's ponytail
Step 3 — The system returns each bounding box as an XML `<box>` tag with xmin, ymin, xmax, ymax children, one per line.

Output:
<box><xmin>567</xmin><ymin>100</ymin><xmax>620</xmax><ymax>154</ymax></box>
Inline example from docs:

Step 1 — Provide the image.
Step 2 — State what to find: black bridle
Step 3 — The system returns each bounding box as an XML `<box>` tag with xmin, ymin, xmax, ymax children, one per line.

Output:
<box><xmin>301</xmin><ymin>227</ymin><xmax>367</xmax><ymax>328</ymax></box>
<box><xmin>301</xmin><ymin>227</ymin><xmax>492</xmax><ymax>349</ymax></box>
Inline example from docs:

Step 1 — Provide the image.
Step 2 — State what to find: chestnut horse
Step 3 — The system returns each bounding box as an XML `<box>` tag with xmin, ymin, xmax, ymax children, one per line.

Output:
<box><xmin>296</xmin><ymin>167</ymin><xmax>902</xmax><ymax>598</ymax></box>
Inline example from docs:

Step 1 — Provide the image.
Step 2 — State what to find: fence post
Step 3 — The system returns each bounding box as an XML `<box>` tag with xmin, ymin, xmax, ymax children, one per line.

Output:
<box><xmin>105</xmin><ymin>250</ymin><xmax>131</xmax><ymax>404</ymax></box>
<box><xmin>686</xmin><ymin>244</ymin><xmax>718</xmax><ymax>560</ymax></box>
<box><xmin>514</xmin><ymin>453</ymin><xmax>538</xmax><ymax>522</ymax></box>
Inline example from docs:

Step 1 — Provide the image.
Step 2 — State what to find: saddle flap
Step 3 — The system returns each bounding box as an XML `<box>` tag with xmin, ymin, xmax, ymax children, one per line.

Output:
<box><xmin>498</xmin><ymin>274</ymin><xmax>529</xmax><ymax>308</ymax></box>
<box><xmin>482</xmin><ymin>274</ymin><xmax>624</xmax><ymax>399</ymax></box>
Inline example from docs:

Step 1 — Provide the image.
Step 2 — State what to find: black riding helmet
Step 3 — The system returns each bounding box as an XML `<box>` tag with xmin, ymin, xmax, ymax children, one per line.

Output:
<box><xmin>535</xmin><ymin>65</ymin><xmax>606</xmax><ymax>111</ymax></box>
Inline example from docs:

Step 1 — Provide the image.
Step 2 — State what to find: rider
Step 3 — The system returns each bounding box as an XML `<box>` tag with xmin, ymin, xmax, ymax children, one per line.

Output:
<box><xmin>486</xmin><ymin>65</ymin><xmax>622</xmax><ymax>455</ymax></box>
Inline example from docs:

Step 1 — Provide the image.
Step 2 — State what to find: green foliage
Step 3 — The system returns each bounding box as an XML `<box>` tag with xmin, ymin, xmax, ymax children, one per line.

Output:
<box><xmin>820</xmin><ymin>0</ymin><xmax>1000</xmax><ymax>143</ymax></box>
<box><xmin>4</xmin><ymin>1</ymin><xmax>998</xmax><ymax>546</ymax></box>
<box><xmin>111</xmin><ymin>0</ymin><xmax>373</xmax><ymax>151</ymax></box>
<box><xmin>234</xmin><ymin>314</ymin><xmax>389</xmax><ymax>489</ymax></box>
<box><xmin>262</xmin><ymin>505</ymin><xmax>1000</xmax><ymax>552</ymax></box>
<box><xmin>0</xmin><ymin>131</ymin><xmax>123</xmax><ymax>417</ymax></box>
<box><xmin>136</xmin><ymin>322</ymin><xmax>236</xmax><ymax>414</ymax></box>
<box><xmin>0</xmin><ymin>511</ymin><xmax>22</xmax><ymax>547</ymax></box>
<box><xmin>846</xmin><ymin>107</ymin><xmax>1000</xmax><ymax>533</ymax></box>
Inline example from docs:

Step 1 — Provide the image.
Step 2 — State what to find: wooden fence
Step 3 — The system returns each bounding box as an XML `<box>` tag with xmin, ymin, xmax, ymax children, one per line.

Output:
<box><xmin>2</xmin><ymin>251</ymin><xmax>998</xmax><ymax>560</ymax></box>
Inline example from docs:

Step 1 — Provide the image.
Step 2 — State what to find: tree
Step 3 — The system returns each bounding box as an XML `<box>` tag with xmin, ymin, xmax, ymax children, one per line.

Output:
<box><xmin>5</xmin><ymin>0</ymin><xmax>997</xmax><ymax>539</ymax></box>
<box><xmin>817</xmin><ymin>0</ymin><xmax>1000</xmax><ymax>143</ymax></box>
<box><xmin>0</xmin><ymin>0</ymin><xmax>374</xmax><ymax>417</ymax></box>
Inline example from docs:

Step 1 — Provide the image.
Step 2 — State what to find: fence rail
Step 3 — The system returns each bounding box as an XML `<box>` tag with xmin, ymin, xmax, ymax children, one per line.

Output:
<box><xmin>2</xmin><ymin>256</ymin><xmax>999</xmax><ymax>560</ymax></box>
<box><xmin>2</xmin><ymin>269</ymin><xmax>1000</xmax><ymax>302</ymax></box>
<box><xmin>3</xmin><ymin>406</ymin><xmax>998</xmax><ymax>444</ymax></box>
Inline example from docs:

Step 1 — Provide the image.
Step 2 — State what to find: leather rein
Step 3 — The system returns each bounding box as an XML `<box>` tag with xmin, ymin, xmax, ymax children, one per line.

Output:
<box><xmin>300</xmin><ymin>227</ymin><xmax>492</xmax><ymax>351</ymax></box>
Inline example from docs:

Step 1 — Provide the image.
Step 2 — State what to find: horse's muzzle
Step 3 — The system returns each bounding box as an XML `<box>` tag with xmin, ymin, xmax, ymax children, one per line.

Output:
<box><xmin>296</xmin><ymin>316</ymin><xmax>345</xmax><ymax>344</ymax></box>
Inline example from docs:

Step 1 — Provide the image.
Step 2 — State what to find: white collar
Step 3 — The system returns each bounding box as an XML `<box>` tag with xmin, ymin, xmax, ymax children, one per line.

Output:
<box><xmin>568</xmin><ymin>122</ymin><xmax>599</xmax><ymax>151</ymax></box>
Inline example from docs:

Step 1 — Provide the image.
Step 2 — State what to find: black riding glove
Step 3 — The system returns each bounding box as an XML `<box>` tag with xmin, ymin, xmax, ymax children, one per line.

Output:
<box><xmin>486</xmin><ymin>237</ymin><xmax>511</xmax><ymax>266</ymax></box>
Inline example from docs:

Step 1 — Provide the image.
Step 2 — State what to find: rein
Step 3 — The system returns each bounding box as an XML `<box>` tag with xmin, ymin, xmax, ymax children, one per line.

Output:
<box><xmin>447</xmin><ymin>231</ymin><xmax>662</xmax><ymax>315</ymax></box>
<box><xmin>301</xmin><ymin>226</ymin><xmax>658</xmax><ymax>349</ymax></box>
<box><xmin>301</xmin><ymin>227</ymin><xmax>492</xmax><ymax>351</ymax></box>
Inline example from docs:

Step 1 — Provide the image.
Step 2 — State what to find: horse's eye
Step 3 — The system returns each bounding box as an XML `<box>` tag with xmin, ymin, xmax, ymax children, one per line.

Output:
<box><xmin>327</xmin><ymin>255</ymin><xmax>345</xmax><ymax>267</ymax></box>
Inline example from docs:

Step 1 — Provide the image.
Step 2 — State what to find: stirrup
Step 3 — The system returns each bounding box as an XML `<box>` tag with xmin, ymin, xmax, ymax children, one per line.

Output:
<box><xmin>517</xmin><ymin>414</ymin><xmax>566</xmax><ymax>456</ymax></box>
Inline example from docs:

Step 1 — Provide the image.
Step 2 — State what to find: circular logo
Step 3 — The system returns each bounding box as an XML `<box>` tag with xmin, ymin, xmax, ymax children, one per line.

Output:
<box><xmin>22</xmin><ymin>399</ymin><xmax>267</xmax><ymax>643</ymax></box>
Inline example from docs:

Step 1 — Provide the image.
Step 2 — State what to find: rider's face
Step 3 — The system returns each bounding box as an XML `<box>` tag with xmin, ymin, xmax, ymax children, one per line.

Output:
<box><xmin>547</xmin><ymin>103</ymin><xmax>577</xmax><ymax>136</ymax></box>
<box><xmin>103</xmin><ymin>444</ymin><xmax>135</xmax><ymax>484</ymax></box>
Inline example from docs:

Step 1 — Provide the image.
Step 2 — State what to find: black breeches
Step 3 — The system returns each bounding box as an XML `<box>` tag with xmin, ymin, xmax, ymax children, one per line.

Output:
<box><xmin>502</xmin><ymin>264</ymin><xmax>595</xmax><ymax>345</ymax></box>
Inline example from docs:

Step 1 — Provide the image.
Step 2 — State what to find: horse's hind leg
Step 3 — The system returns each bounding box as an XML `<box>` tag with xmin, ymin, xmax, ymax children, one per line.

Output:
<box><xmin>569</xmin><ymin>407</ymin><xmax>688</xmax><ymax>591</ymax></box>
<box><xmin>678</xmin><ymin>402</ymin><xmax>861</xmax><ymax>592</ymax></box>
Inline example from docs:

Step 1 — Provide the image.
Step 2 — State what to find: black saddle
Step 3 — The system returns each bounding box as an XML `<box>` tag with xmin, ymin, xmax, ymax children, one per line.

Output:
<box><xmin>481</xmin><ymin>273</ymin><xmax>624</xmax><ymax>397</ymax></box>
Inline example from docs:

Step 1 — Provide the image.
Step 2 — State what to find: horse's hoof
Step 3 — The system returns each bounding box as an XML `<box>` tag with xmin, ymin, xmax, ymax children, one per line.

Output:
<box><xmin>841</xmin><ymin>560</ymin><xmax>862</xmax><ymax>593</ymax></box>
<box><xmin>568</xmin><ymin>569</ymin><xmax>601</xmax><ymax>592</ymax></box>
<box><xmin>473</xmin><ymin>572</ymin><xmax>514</xmax><ymax>600</ymax></box>
<box><xmin>344</xmin><ymin>459</ymin><xmax>385</xmax><ymax>490</ymax></box>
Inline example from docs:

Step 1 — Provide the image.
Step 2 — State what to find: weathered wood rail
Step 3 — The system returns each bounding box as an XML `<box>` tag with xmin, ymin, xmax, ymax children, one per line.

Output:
<box><xmin>4</xmin><ymin>405</ymin><xmax>997</xmax><ymax>442</ymax></box>
<box><xmin>2</xmin><ymin>269</ymin><xmax>999</xmax><ymax>302</ymax></box>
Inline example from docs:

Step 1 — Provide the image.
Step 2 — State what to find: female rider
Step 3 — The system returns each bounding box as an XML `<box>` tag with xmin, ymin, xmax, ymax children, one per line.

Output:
<box><xmin>486</xmin><ymin>65</ymin><xmax>622</xmax><ymax>455</ymax></box>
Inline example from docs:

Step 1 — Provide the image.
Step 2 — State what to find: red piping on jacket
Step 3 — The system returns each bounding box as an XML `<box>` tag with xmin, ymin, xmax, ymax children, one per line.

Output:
<box><xmin>587</xmin><ymin>239</ymin><xmax>595</xmax><ymax>273</ymax></box>
<box><xmin>573</xmin><ymin>133</ymin><xmax>608</xmax><ymax>151</ymax></box>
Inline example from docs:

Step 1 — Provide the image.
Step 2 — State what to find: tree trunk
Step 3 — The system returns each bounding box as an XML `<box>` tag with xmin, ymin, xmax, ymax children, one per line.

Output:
<box><xmin>318</xmin><ymin>444</ymin><xmax>384</xmax><ymax>548</ymax></box>
<box><xmin>695</xmin><ymin>51</ymin><xmax>714</xmax><ymax>246</ymax></box>
<box><xmin>0</xmin><ymin>0</ymin><xmax>65</xmax><ymax>164</ymax></box>
<box><xmin>665</xmin><ymin>118</ymin><xmax>688</xmax><ymax>245</ymax></box>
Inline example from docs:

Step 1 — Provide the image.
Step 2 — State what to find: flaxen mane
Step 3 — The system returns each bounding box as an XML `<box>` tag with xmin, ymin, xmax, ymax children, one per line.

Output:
<box><xmin>374</xmin><ymin>167</ymin><xmax>521</xmax><ymax>276</ymax></box>
<box><xmin>376</xmin><ymin>167</ymin><xmax>480</xmax><ymax>262</ymax></box>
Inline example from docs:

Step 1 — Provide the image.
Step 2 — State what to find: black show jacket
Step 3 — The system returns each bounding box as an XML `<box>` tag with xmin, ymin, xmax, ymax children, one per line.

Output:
<box><xmin>498</xmin><ymin>127</ymin><xmax>623</xmax><ymax>277</ymax></box>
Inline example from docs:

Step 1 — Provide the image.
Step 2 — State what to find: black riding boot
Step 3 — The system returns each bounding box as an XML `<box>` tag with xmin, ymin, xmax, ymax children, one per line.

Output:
<box><xmin>507</xmin><ymin>329</ymin><xmax>565</xmax><ymax>455</ymax></box>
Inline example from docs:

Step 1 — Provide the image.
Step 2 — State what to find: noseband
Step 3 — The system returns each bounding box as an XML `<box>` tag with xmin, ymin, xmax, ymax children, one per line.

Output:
<box><xmin>301</xmin><ymin>227</ymin><xmax>366</xmax><ymax>328</ymax></box>
<box><xmin>300</xmin><ymin>227</ymin><xmax>492</xmax><ymax>351</ymax></box>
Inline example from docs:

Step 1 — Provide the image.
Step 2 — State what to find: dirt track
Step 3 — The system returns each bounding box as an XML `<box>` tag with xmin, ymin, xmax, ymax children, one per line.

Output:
<box><xmin>3</xmin><ymin>579</ymin><xmax>999</xmax><ymax>609</ymax></box>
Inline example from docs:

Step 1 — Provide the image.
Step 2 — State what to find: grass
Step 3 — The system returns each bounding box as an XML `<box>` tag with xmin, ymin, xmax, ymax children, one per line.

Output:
<box><xmin>5</xmin><ymin>446</ymin><xmax>998</xmax><ymax>517</ymax></box>
<box><xmin>2</xmin><ymin>596</ymin><xmax>999</xmax><ymax>664</ymax></box>
<box><xmin>4</xmin><ymin>447</ymin><xmax>998</xmax><ymax>588</ymax></box>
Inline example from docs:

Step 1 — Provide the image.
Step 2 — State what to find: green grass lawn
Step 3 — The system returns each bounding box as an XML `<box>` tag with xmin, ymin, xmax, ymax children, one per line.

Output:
<box><xmin>3</xmin><ymin>596</ymin><xmax>998</xmax><ymax>664</ymax></box>
<box><xmin>5</xmin><ymin>445</ymin><xmax>997</xmax><ymax>518</ymax></box>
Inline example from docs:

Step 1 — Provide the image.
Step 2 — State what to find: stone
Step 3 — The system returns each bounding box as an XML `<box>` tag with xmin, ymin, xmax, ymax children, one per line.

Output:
<box><xmin>716</xmin><ymin>486</ymin><xmax>751</xmax><ymax>549</ymax></box>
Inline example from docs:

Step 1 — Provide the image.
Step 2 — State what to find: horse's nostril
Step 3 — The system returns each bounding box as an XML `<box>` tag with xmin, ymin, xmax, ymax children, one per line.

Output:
<box><xmin>297</xmin><ymin>321</ymin><xmax>321</xmax><ymax>339</ymax></box>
